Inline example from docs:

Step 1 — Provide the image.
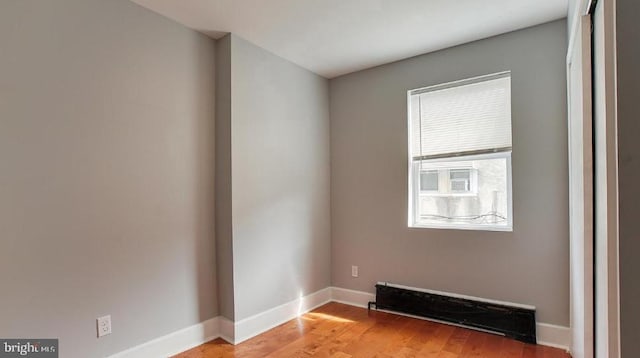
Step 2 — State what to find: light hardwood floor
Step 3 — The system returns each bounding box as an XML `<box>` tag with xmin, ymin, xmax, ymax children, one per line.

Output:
<box><xmin>174</xmin><ymin>302</ymin><xmax>571</xmax><ymax>357</ymax></box>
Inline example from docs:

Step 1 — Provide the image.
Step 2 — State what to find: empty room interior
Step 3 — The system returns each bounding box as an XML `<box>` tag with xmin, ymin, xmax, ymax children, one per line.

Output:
<box><xmin>1</xmin><ymin>0</ymin><xmax>637</xmax><ymax>357</ymax></box>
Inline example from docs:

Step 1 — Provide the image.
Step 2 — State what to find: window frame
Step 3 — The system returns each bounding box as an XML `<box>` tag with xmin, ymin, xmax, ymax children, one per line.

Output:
<box><xmin>408</xmin><ymin>151</ymin><xmax>513</xmax><ymax>231</ymax></box>
<box><xmin>407</xmin><ymin>72</ymin><xmax>513</xmax><ymax>232</ymax></box>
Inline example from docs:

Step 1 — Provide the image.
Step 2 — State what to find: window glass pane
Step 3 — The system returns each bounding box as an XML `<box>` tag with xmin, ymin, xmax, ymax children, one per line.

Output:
<box><xmin>449</xmin><ymin>169</ymin><xmax>471</xmax><ymax>192</ymax></box>
<box><xmin>420</xmin><ymin>171</ymin><xmax>439</xmax><ymax>191</ymax></box>
<box><xmin>415</xmin><ymin>155</ymin><xmax>509</xmax><ymax>227</ymax></box>
<box><xmin>450</xmin><ymin>169</ymin><xmax>470</xmax><ymax>180</ymax></box>
<box><xmin>450</xmin><ymin>179</ymin><xmax>469</xmax><ymax>192</ymax></box>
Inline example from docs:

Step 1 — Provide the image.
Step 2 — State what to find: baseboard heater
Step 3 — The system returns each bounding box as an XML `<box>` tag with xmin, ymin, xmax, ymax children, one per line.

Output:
<box><xmin>372</xmin><ymin>283</ymin><xmax>537</xmax><ymax>344</ymax></box>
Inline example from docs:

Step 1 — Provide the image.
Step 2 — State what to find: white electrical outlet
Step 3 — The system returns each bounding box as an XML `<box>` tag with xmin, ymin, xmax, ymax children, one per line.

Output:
<box><xmin>351</xmin><ymin>265</ymin><xmax>358</xmax><ymax>277</ymax></box>
<box><xmin>97</xmin><ymin>315</ymin><xmax>112</xmax><ymax>337</ymax></box>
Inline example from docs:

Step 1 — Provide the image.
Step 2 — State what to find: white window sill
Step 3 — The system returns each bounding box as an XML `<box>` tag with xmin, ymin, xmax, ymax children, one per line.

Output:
<box><xmin>409</xmin><ymin>222</ymin><xmax>513</xmax><ymax>232</ymax></box>
<box><xmin>419</xmin><ymin>192</ymin><xmax>478</xmax><ymax>197</ymax></box>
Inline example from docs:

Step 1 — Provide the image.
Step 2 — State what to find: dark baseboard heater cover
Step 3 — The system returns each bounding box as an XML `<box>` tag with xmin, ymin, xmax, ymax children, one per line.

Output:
<box><xmin>374</xmin><ymin>283</ymin><xmax>537</xmax><ymax>344</ymax></box>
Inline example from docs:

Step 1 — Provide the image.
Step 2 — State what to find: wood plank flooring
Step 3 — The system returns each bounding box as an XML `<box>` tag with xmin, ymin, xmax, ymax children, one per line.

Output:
<box><xmin>173</xmin><ymin>302</ymin><xmax>571</xmax><ymax>358</ymax></box>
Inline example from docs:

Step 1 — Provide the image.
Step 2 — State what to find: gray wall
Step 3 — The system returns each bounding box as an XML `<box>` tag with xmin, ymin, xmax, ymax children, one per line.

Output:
<box><xmin>330</xmin><ymin>20</ymin><xmax>569</xmax><ymax>325</ymax></box>
<box><xmin>215</xmin><ymin>34</ymin><xmax>235</xmax><ymax>321</ymax></box>
<box><xmin>222</xmin><ymin>35</ymin><xmax>331</xmax><ymax>321</ymax></box>
<box><xmin>0</xmin><ymin>1</ymin><xmax>217</xmax><ymax>357</ymax></box>
<box><xmin>616</xmin><ymin>0</ymin><xmax>640</xmax><ymax>355</ymax></box>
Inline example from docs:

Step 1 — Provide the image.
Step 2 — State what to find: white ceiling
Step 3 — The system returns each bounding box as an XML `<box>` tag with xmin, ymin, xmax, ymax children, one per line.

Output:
<box><xmin>130</xmin><ymin>0</ymin><xmax>568</xmax><ymax>78</ymax></box>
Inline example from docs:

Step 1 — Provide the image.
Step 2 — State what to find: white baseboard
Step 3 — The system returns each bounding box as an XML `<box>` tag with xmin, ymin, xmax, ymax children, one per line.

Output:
<box><xmin>232</xmin><ymin>287</ymin><xmax>332</xmax><ymax>344</ymax></box>
<box><xmin>108</xmin><ymin>317</ymin><xmax>220</xmax><ymax>358</ymax></box>
<box><xmin>110</xmin><ymin>286</ymin><xmax>571</xmax><ymax>357</ymax></box>
<box><xmin>109</xmin><ymin>288</ymin><xmax>331</xmax><ymax>357</ymax></box>
<box><xmin>330</xmin><ymin>286</ymin><xmax>571</xmax><ymax>352</ymax></box>
<box><xmin>536</xmin><ymin>322</ymin><xmax>572</xmax><ymax>351</ymax></box>
<box><xmin>330</xmin><ymin>286</ymin><xmax>375</xmax><ymax>308</ymax></box>
<box><xmin>218</xmin><ymin>316</ymin><xmax>235</xmax><ymax>344</ymax></box>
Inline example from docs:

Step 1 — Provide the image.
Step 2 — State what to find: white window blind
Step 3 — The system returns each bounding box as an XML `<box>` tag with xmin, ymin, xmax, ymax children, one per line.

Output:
<box><xmin>410</xmin><ymin>72</ymin><xmax>512</xmax><ymax>160</ymax></box>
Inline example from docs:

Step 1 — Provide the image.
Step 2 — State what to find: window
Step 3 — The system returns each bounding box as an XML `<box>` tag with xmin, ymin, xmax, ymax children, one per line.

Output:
<box><xmin>449</xmin><ymin>169</ymin><xmax>472</xmax><ymax>193</ymax></box>
<box><xmin>408</xmin><ymin>72</ymin><xmax>513</xmax><ymax>231</ymax></box>
<box><xmin>419</xmin><ymin>167</ymin><xmax>477</xmax><ymax>196</ymax></box>
<box><xmin>420</xmin><ymin>170</ymin><xmax>439</xmax><ymax>192</ymax></box>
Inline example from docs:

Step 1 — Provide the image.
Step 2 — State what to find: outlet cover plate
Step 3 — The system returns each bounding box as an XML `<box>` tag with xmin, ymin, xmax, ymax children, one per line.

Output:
<box><xmin>97</xmin><ymin>315</ymin><xmax>112</xmax><ymax>337</ymax></box>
